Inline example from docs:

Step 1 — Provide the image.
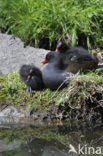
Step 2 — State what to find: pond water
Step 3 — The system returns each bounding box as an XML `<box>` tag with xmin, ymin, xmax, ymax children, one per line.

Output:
<box><xmin>0</xmin><ymin>123</ymin><xmax>103</xmax><ymax>156</ymax></box>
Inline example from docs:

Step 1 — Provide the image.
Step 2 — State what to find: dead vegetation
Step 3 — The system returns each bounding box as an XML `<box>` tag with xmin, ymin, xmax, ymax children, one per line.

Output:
<box><xmin>55</xmin><ymin>73</ymin><xmax>103</xmax><ymax>125</ymax></box>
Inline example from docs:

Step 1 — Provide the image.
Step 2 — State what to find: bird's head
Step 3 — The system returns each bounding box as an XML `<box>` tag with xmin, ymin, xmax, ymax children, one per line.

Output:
<box><xmin>56</xmin><ymin>41</ymin><xmax>69</xmax><ymax>53</ymax></box>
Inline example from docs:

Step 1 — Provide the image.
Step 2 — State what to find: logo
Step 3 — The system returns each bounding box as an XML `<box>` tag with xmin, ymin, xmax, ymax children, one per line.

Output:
<box><xmin>69</xmin><ymin>144</ymin><xmax>103</xmax><ymax>155</ymax></box>
<box><xmin>69</xmin><ymin>144</ymin><xmax>77</xmax><ymax>153</ymax></box>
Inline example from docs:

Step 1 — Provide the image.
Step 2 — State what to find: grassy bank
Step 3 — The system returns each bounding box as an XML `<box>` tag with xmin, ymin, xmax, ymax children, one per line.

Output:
<box><xmin>0</xmin><ymin>71</ymin><xmax>103</xmax><ymax>124</ymax></box>
<box><xmin>0</xmin><ymin>0</ymin><xmax>103</xmax><ymax>49</ymax></box>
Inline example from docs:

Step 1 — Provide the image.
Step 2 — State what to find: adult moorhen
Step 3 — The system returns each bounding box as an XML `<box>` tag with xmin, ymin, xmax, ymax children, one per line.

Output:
<box><xmin>42</xmin><ymin>51</ymin><xmax>73</xmax><ymax>90</ymax></box>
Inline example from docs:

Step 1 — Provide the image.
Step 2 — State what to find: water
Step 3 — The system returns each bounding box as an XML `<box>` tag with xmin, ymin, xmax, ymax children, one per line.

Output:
<box><xmin>0</xmin><ymin>123</ymin><xmax>103</xmax><ymax>156</ymax></box>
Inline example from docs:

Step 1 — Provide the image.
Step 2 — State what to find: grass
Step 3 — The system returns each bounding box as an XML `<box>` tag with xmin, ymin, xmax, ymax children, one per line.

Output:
<box><xmin>0</xmin><ymin>71</ymin><xmax>103</xmax><ymax>123</ymax></box>
<box><xmin>0</xmin><ymin>72</ymin><xmax>61</xmax><ymax>111</ymax></box>
<box><xmin>0</xmin><ymin>0</ymin><xmax>103</xmax><ymax>49</ymax></box>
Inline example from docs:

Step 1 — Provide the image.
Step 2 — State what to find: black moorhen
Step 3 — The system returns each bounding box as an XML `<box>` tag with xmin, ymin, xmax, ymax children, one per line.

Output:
<box><xmin>19</xmin><ymin>64</ymin><xmax>45</xmax><ymax>96</ymax></box>
<box><xmin>42</xmin><ymin>51</ymin><xmax>73</xmax><ymax>90</ymax></box>
<box><xmin>56</xmin><ymin>41</ymin><xmax>98</xmax><ymax>73</ymax></box>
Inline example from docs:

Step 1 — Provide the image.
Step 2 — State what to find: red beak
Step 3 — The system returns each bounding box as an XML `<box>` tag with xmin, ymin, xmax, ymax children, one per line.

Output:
<box><xmin>27</xmin><ymin>74</ymin><xmax>31</xmax><ymax>80</ymax></box>
<box><xmin>56</xmin><ymin>48</ymin><xmax>59</xmax><ymax>52</ymax></box>
<box><xmin>41</xmin><ymin>59</ymin><xmax>47</xmax><ymax>65</ymax></box>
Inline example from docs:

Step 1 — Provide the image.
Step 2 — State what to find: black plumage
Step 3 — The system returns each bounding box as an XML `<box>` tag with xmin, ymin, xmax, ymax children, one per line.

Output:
<box><xmin>42</xmin><ymin>51</ymin><xmax>72</xmax><ymax>90</ymax></box>
<box><xmin>19</xmin><ymin>64</ymin><xmax>44</xmax><ymax>96</ymax></box>
<box><xmin>56</xmin><ymin>41</ymin><xmax>98</xmax><ymax>73</ymax></box>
